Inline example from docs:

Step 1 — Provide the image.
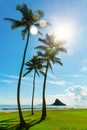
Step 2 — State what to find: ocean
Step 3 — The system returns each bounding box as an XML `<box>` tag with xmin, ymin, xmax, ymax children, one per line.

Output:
<box><xmin>0</xmin><ymin>104</ymin><xmax>70</xmax><ymax>112</ymax></box>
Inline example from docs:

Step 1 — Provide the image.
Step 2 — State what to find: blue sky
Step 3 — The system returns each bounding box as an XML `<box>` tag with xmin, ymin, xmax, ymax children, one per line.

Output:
<box><xmin>1</xmin><ymin>0</ymin><xmax>87</xmax><ymax>107</ymax></box>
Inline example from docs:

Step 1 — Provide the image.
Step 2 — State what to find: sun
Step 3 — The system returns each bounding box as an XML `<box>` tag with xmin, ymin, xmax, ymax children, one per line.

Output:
<box><xmin>54</xmin><ymin>23</ymin><xmax>74</xmax><ymax>41</ymax></box>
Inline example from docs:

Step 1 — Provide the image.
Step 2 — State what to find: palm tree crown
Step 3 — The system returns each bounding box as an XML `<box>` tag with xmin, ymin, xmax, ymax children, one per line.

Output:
<box><xmin>36</xmin><ymin>33</ymin><xmax>67</xmax><ymax>72</ymax></box>
<box><xmin>23</xmin><ymin>56</ymin><xmax>44</xmax><ymax>115</ymax></box>
<box><xmin>4</xmin><ymin>3</ymin><xmax>45</xmax><ymax>126</ymax></box>
<box><xmin>24</xmin><ymin>56</ymin><xmax>44</xmax><ymax>77</ymax></box>
<box><xmin>36</xmin><ymin>33</ymin><xmax>67</xmax><ymax>120</ymax></box>
<box><xmin>4</xmin><ymin>3</ymin><xmax>44</xmax><ymax>39</ymax></box>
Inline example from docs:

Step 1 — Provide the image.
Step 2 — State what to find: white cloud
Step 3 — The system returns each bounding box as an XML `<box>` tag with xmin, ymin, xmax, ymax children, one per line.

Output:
<box><xmin>46</xmin><ymin>94</ymin><xmax>75</xmax><ymax>106</ymax></box>
<box><xmin>0</xmin><ymin>74</ymin><xmax>34</xmax><ymax>86</ymax></box>
<box><xmin>1</xmin><ymin>84</ymin><xmax>87</xmax><ymax>107</ymax></box>
<box><xmin>46</xmin><ymin>85</ymin><xmax>87</xmax><ymax>107</ymax></box>
<box><xmin>66</xmin><ymin>85</ymin><xmax>87</xmax><ymax>106</ymax></box>
<box><xmin>0</xmin><ymin>79</ymin><xmax>13</xmax><ymax>84</ymax></box>
<box><xmin>69</xmin><ymin>74</ymin><xmax>82</xmax><ymax>78</ymax></box>
<box><xmin>1</xmin><ymin>74</ymin><xmax>33</xmax><ymax>81</ymax></box>
<box><xmin>1</xmin><ymin>74</ymin><xmax>87</xmax><ymax>107</ymax></box>
<box><xmin>1</xmin><ymin>74</ymin><xmax>19</xmax><ymax>79</ymax></box>
<box><xmin>47</xmin><ymin>80</ymin><xmax>66</xmax><ymax>86</ymax></box>
<box><xmin>57</xmin><ymin>74</ymin><xmax>84</xmax><ymax>78</ymax></box>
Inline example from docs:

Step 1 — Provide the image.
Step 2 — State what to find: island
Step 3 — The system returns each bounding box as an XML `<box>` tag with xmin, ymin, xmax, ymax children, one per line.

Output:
<box><xmin>51</xmin><ymin>99</ymin><xmax>66</xmax><ymax>106</ymax></box>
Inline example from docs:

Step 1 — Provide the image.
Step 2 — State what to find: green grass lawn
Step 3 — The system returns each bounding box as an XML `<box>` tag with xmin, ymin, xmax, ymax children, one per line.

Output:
<box><xmin>0</xmin><ymin>109</ymin><xmax>87</xmax><ymax>130</ymax></box>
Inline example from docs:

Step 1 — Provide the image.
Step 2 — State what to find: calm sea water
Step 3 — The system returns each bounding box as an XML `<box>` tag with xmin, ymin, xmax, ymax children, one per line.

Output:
<box><xmin>0</xmin><ymin>104</ymin><xmax>71</xmax><ymax>112</ymax></box>
<box><xmin>0</xmin><ymin>104</ymin><xmax>87</xmax><ymax>112</ymax></box>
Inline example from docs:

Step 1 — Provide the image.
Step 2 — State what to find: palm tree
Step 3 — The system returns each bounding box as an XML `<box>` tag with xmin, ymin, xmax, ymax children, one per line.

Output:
<box><xmin>36</xmin><ymin>33</ymin><xmax>67</xmax><ymax>120</ymax></box>
<box><xmin>4</xmin><ymin>3</ymin><xmax>44</xmax><ymax>126</ymax></box>
<box><xmin>23</xmin><ymin>56</ymin><xmax>44</xmax><ymax>115</ymax></box>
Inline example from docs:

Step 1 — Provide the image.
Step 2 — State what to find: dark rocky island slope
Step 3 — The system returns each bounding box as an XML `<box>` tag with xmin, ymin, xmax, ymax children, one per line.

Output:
<box><xmin>51</xmin><ymin>99</ymin><xmax>66</xmax><ymax>106</ymax></box>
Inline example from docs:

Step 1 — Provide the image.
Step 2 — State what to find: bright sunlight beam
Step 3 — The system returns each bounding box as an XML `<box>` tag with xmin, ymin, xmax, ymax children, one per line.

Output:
<box><xmin>54</xmin><ymin>23</ymin><xmax>75</xmax><ymax>41</ymax></box>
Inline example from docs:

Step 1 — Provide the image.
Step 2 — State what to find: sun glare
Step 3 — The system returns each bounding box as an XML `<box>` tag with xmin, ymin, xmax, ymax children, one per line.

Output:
<box><xmin>54</xmin><ymin>23</ymin><xmax>74</xmax><ymax>41</ymax></box>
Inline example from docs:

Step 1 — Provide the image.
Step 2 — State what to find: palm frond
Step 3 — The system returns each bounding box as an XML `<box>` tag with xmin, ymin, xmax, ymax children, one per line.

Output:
<box><xmin>35</xmin><ymin>70</ymin><xmax>40</xmax><ymax>77</ymax></box>
<box><xmin>16</xmin><ymin>4</ymin><xmax>32</xmax><ymax>20</ymax></box>
<box><xmin>37</xmin><ymin>51</ymin><xmax>44</xmax><ymax>57</ymax></box>
<box><xmin>48</xmin><ymin>62</ymin><xmax>53</xmax><ymax>73</ymax></box>
<box><xmin>56</xmin><ymin>47</ymin><xmax>67</xmax><ymax>53</ymax></box>
<box><xmin>38</xmin><ymin>34</ymin><xmax>55</xmax><ymax>46</ymax></box>
<box><xmin>39</xmin><ymin>71</ymin><xmax>45</xmax><ymax>76</ymax></box>
<box><xmin>25</xmin><ymin>67</ymin><xmax>33</xmax><ymax>70</ymax></box>
<box><xmin>25</xmin><ymin>62</ymin><xmax>33</xmax><ymax>67</ymax></box>
<box><xmin>46</xmin><ymin>22</ymin><xmax>51</xmax><ymax>26</ymax></box>
<box><xmin>37</xmin><ymin>10</ymin><xmax>44</xmax><ymax>18</ymax></box>
<box><xmin>38</xmin><ymin>30</ymin><xmax>43</xmax><ymax>35</ymax></box>
<box><xmin>53</xmin><ymin>57</ymin><xmax>61</xmax><ymax>61</ymax></box>
<box><xmin>34</xmin><ymin>22</ymin><xmax>51</xmax><ymax>29</ymax></box>
<box><xmin>52</xmin><ymin>58</ymin><xmax>63</xmax><ymax>66</ymax></box>
<box><xmin>23</xmin><ymin>68</ymin><xmax>33</xmax><ymax>77</ymax></box>
<box><xmin>4</xmin><ymin>18</ymin><xmax>23</xmax><ymax>29</ymax></box>
<box><xmin>38</xmin><ymin>38</ymin><xmax>49</xmax><ymax>46</ymax></box>
<box><xmin>35</xmin><ymin>45</ymin><xmax>48</xmax><ymax>51</ymax></box>
<box><xmin>21</xmin><ymin>27</ymin><xmax>28</xmax><ymax>40</ymax></box>
<box><xmin>34</xmin><ymin>23</ymin><xmax>40</xmax><ymax>28</ymax></box>
<box><xmin>46</xmin><ymin>33</ymin><xmax>55</xmax><ymax>44</ymax></box>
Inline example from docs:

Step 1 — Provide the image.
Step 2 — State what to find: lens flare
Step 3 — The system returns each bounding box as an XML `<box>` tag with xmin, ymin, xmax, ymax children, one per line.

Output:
<box><xmin>30</xmin><ymin>26</ymin><xmax>38</xmax><ymax>35</ymax></box>
<box><xmin>33</xmin><ymin>13</ymin><xmax>40</xmax><ymax>20</ymax></box>
<box><xmin>39</xmin><ymin>20</ymin><xmax>46</xmax><ymax>28</ymax></box>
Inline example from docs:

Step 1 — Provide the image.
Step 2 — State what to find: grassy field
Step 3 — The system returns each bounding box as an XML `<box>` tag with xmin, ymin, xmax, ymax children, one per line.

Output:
<box><xmin>0</xmin><ymin>109</ymin><xmax>87</xmax><ymax>130</ymax></box>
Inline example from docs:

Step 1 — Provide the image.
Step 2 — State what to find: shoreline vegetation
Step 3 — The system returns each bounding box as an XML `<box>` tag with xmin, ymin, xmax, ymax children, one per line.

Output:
<box><xmin>0</xmin><ymin>109</ymin><xmax>87</xmax><ymax>130</ymax></box>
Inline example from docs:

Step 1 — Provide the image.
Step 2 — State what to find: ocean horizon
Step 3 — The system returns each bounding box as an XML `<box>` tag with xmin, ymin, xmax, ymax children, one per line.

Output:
<box><xmin>0</xmin><ymin>104</ymin><xmax>87</xmax><ymax>112</ymax></box>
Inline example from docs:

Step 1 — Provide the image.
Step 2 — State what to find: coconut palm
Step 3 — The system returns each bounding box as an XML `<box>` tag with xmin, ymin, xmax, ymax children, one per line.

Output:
<box><xmin>23</xmin><ymin>56</ymin><xmax>44</xmax><ymax>115</ymax></box>
<box><xmin>4</xmin><ymin>3</ymin><xmax>44</xmax><ymax>126</ymax></box>
<box><xmin>36</xmin><ymin>33</ymin><xmax>67</xmax><ymax>120</ymax></box>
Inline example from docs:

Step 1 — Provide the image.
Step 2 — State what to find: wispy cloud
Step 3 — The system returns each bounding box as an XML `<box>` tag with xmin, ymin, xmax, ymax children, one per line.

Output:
<box><xmin>53</xmin><ymin>74</ymin><xmax>84</xmax><ymax>78</ymax></box>
<box><xmin>47</xmin><ymin>80</ymin><xmax>66</xmax><ymax>86</ymax></box>
<box><xmin>0</xmin><ymin>74</ymin><xmax>34</xmax><ymax>87</ymax></box>
<box><xmin>1</xmin><ymin>74</ymin><xmax>19</xmax><ymax>79</ymax></box>
<box><xmin>0</xmin><ymin>79</ymin><xmax>13</xmax><ymax>84</ymax></box>
<box><xmin>68</xmin><ymin>74</ymin><xmax>83</xmax><ymax>78</ymax></box>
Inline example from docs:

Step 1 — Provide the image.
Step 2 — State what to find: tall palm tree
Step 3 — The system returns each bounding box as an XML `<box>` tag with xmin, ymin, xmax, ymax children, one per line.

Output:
<box><xmin>23</xmin><ymin>56</ymin><xmax>44</xmax><ymax>115</ymax></box>
<box><xmin>4</xmin><ymin>4</ymin><xmax>44</xmax><ymax>126</ymax></box>
<box><xmin>36</xmin><ymin>33</ymin><xmax>67</xmax><ymax>120</ymax></box>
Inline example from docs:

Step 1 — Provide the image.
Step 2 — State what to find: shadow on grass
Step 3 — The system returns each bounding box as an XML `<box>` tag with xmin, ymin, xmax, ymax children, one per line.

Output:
<box><xmin>0</xmin><ymin>117</ymin><xmax>43</xmax><ymax>130</ymax></box>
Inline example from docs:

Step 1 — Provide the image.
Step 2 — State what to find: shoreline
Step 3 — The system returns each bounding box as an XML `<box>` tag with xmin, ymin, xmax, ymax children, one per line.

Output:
<box><xmin>0</xmin><ymin>105</ymin><xmax>87</xmax><ymax>113</ymax></box>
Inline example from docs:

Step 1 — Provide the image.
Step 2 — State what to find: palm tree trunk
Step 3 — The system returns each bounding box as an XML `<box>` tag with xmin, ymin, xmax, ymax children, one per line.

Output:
<box><xmin>17</xmin><ymin>28</ymin><xmax>30</xmax><ymax>126</ymax></box>
<box><xmin>31</xmin><ymin>70</ymin><xmax>36</xmax><ymax>115</ymax></box>
<box><xmin>41</xmin><ymin>61</ymin><xmax>49</xmax><ymax>120</ymax></box>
